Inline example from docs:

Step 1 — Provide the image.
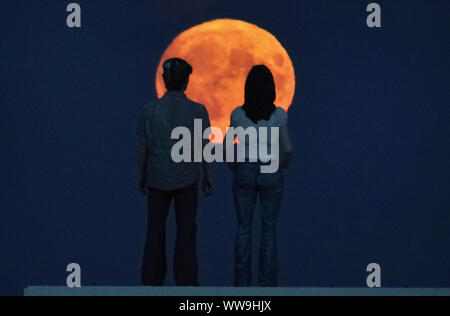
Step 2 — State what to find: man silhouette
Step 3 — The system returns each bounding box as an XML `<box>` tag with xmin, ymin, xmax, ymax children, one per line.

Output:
<box><xmin>137</xmin><ymin>58</ymin><xmax>214</xmax><ymax>286</ymax></box>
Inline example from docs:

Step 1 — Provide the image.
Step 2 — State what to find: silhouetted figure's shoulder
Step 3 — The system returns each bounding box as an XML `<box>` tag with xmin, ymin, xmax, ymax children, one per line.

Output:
<box><xmin>142</xmin><ymin>100</ymin><xmax>157</xmax><ymax>113</ymax></box>
<box><xmin>230</xmin><ymin>106</ymin><xmax>287</xmax><ymax>126</ymax></box>
<box><xmin>181</xmin><ymin>97</ymin><xmax>210</xmax><ymax>124</ymax></box>
<box><xmin>274</xmin><ymin>107</ymin><xmax>287</xmax><ymax>115</ymax></box>
<box><xmin>273</xmin><ymin>107</ymin><xmax>288</xmax><ymax>125</ymax></box>
<box><xmin>230</xmin><ymin>106</ymin><xmax>245</xmax><ymax>117</ymax></box>
<box><xmin>186</xmin><ymin>98</ymin><xmax>208</xmax><ymax>116</ymax></box>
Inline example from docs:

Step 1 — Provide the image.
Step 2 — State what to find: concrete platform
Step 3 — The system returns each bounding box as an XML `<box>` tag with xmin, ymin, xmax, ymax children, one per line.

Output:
<box><xmin>24</xmin><ymin>286</ymin><xmax>450</xmax><ymax>296</ymax></box>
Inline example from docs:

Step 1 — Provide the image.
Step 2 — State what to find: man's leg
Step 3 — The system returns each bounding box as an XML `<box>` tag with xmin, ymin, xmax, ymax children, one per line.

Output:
<box><xmin>173</xmin><ymin>182</ymin><xmax>199</xmax><ymax>286</ymax></box>
<box><xmin>142</xmin><ymin>188</ymin><xmax>172</xmax><ymax>286</ymax></box>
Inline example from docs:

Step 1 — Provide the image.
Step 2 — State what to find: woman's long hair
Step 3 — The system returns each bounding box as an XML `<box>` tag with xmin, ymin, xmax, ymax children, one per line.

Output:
<box><xmin>242</xmin><ymin>65</ymin><xmax>277</xmax><ymax>123</ymax></box>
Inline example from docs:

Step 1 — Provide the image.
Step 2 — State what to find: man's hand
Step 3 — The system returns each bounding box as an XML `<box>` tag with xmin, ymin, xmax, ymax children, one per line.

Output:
<box><xmin>137</xmin><ymin>177</ymin><xmax>148</xmax><ymax>196</ymax></box>
<box><xmin>137</xmin><ymin>136</ymin><xmax>149</xmax><ymax>196</ymax></box>
<box><xmin>202</xmin><ymin>175</ymin><xmax>215</xmax><ymax>197</ymax></box>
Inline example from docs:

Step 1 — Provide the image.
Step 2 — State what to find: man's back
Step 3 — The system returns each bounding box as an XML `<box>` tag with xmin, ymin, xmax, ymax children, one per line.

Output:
<box><xmin>138</xmin><ymin>58</ymin><xmax>214</xmax><ymax>287</ymax></box>
<box><xmin>137</xmin><ymin>91</ymin><xmax>210</xmax><ymax>191</ymax></box>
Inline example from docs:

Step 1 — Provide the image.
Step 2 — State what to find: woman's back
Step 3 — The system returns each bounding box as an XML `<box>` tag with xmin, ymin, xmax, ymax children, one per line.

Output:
<box><xmin>230</xmin><ymin>106</ymin><xmax>290</xmax><ymax>166</ymax></box>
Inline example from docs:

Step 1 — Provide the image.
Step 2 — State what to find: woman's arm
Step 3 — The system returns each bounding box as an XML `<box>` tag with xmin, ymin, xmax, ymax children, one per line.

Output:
<box><xmin>279</xmin><ymin>124</ymin><xmax>293</xmax><ymax>174</ymax></box>
<box><xmin>223</xmin><ymin>109</ymin><xmax>238</xmax><ymax>173</ymax></box>
<box><xmin>223</xmin><ymin>128</ymin><xmax>237</xmax><ymax>173</ymax></box>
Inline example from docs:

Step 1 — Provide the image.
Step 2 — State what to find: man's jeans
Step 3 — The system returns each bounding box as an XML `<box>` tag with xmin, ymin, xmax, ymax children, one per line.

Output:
<box><xmin>233</xmin><ymin>163</ymin><xmax>284</xmax><ymax>287</ymax></box>
<box><xmin>142</xmin><ymin>182</ymin><xmax>199</xmax><ymax>286</ymax></box>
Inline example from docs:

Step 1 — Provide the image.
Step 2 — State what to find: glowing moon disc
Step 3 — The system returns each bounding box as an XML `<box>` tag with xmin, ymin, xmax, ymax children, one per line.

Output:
<box><xmin>156</xmin><ymin>19</ymin><xmax>296</xmax><ymax>142</ymax></box>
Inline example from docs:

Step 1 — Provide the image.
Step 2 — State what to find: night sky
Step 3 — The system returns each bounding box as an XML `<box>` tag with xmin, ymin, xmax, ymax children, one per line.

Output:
<box><xmin>1</xmin><ymin>0</ymin><xmax>449</xmax><ymax>295</ymax></box>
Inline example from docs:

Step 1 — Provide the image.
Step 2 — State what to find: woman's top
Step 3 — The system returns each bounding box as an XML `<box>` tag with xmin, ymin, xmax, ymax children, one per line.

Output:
<box><xmin>228</xmin><ymin>106</ymin><xmax>291</xmax><ymax>166</ymax></box>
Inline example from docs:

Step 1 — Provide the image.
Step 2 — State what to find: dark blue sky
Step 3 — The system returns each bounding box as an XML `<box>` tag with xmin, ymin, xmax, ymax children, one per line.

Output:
<box><xmin>1</xmin><ymin>0</ymin><xmax>449</xmax><ymax>295</ymax></box>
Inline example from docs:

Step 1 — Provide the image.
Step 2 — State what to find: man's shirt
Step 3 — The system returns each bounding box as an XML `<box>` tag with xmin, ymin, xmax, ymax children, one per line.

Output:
<box><xmin>137</xmin><ymin>91</ymin><xmax>211</xmax><ymax>191</ymax></box>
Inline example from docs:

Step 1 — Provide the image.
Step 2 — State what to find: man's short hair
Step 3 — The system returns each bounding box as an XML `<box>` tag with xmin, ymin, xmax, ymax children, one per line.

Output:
<box><xmin>163</xmin><ymin>58</ymin><xmax>193</xmax><ymax>91</ymax></box>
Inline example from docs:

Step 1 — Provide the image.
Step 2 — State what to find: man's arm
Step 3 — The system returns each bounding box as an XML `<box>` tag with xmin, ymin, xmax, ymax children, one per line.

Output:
<box><xmin>136</xmin><ymin>109</ymin><xmax>150</xmax><ymax>196</ymax></box>
<box><xmin>201</xmin><ymin>106</ymin><xmax>215</xmax><ymax>196</ymax></box>
<box><xmin>202</xmin><ymin>139</ymin><xmax>215</xmax><ymax>197</ymax></box>
<box><xmin>137</xmin><ymin>136</ymin><xmax>148</xmax><ymax>195</ymax></box>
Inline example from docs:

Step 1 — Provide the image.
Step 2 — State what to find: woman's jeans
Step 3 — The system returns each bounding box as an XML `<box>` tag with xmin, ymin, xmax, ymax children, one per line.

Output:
<box><xmin>233</xmin><ymin>163</ymin><xmax>284</xmax><ymax>287</ymax></box>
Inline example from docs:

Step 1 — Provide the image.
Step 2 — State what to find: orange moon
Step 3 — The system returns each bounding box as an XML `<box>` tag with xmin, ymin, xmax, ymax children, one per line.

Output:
<box><xmin>156</xmin><ymin>19</ymin><xmax>296</xmax><ymax>142</ymax></box>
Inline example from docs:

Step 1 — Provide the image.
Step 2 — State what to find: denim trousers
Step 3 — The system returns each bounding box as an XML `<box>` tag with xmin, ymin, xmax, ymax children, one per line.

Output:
<box><xmin>233</xmin><ymin>163</ymin><xmax>284</xmax><ymax>287</ymax></box>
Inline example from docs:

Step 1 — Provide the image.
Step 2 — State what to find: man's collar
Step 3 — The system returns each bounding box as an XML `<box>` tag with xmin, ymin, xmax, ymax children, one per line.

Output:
<box><xmin>164</xmin><ymin>91</ymin><xmax>187</xmax><ymax>98</ymax></box>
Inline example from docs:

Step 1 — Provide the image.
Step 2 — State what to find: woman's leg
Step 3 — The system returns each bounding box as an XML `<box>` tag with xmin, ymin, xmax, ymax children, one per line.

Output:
<box><xmin>233</xmin><ymin>166</ymin><xmax>258</xmax><ymax>286</ymax></box>
<box><xmin>258</xmin><ymin>173</ymin><xmax>284</xmax><ymax>287</ymax></box>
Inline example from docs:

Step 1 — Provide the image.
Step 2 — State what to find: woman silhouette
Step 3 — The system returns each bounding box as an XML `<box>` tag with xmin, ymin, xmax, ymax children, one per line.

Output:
<box><xmin>225</xmin><ymin>65</ymin><xmax>293</xmax><ymax>287</ymax></box>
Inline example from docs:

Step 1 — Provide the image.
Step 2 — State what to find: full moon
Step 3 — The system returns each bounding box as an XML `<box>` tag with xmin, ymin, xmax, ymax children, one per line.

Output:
<box><xmin>156</xmin><ymin>19</ymin><xmax>296</xmax><ymax>142</ymax></box>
